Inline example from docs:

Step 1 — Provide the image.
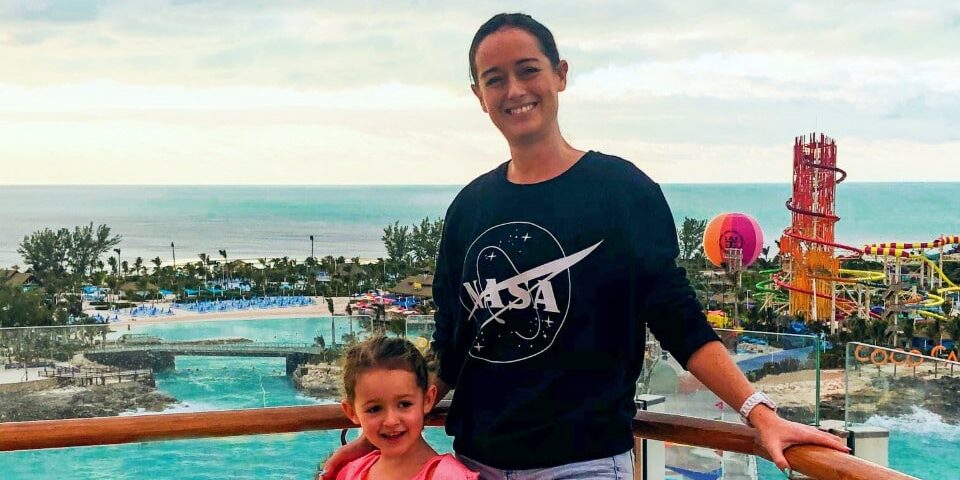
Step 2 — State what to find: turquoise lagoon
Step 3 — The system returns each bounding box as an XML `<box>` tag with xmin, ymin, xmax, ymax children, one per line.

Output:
<box><xmin>5</xmin><ymin>317</ymin><xmax>452</xmax><ymax>480</ymax></box>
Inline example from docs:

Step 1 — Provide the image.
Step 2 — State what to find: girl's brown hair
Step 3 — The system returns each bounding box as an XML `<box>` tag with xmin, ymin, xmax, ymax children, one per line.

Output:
<box><xmin>341</xmin><ymin>336</ymin><xmax>429</xmax><ymax>403</ymax></box>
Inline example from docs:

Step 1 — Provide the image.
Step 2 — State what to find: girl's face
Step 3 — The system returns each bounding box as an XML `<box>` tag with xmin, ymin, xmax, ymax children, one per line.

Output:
<box><xmin>342</xmin><ymin>368</ymin><xmax>437</xmax><ymax>458</ymax></box>
<box><xmin>471</xmin><ymin>27</ymin><xmax>568</xmax><ymax>147</ymax></box>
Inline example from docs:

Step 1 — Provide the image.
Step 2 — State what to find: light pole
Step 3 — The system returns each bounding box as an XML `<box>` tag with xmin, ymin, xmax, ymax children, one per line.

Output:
<box><xmin>171</xmin><ymin>242</ymin><xmax>177</xmax><ymax>298</ymax></box>
<box><xmin>113</xmin><ymin>248</ymin><xmax>121</xmax><ymax>301</ymax></box>
<box><xmin>309</xmin><ymin>235</ymin><xmax>316</xmax><ymax>296</ymax></box>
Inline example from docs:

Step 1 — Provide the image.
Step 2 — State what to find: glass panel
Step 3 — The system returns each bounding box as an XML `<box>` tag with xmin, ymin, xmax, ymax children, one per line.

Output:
<box><xmin>844</xmin><ymin>342</ymin><xmax>960</xmax><ymax>479</ymax></box>
<box><xmin>405</xmin><ymin>315</ymin><xmax>436</xmax><ymax>350</ymax></box>
<box><xmin>0</xmin><ymin>315</ymin><xmax>454</xmax><ymax>478</ymax></box>
<box><xmin>642</xmin><ymin>328</ymin><xmax>821</xmax><ymax>479</ymax></box>
<box><xmin>1</xmin><ymin>427</ymin><xmax>454</xmax><ymax>480</ymax></box>
<box><xmin>0</xmin><ymin>316</ymin><xmax>374</xmax><ymax>424</ymax></box>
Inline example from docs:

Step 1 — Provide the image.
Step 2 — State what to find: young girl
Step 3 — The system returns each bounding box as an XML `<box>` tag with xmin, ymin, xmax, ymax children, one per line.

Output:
<box><xmin>337</xmin><ymin>336</ymin><xmax>477</xmax><ymax>480</ymax></box>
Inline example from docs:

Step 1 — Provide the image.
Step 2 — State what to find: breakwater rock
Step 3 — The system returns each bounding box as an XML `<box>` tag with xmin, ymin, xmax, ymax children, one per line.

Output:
<box><xmin>293</xmin><ymin>363</ymin><xmax>343</xmax><ymax>400</ymax></box>
<box><xmin>0</xmin><ymin>382</ymin><xmax>178</xmax><ymax>422</ymax></box>
<box><xmin>846</xmin><ymin>374</ymin><xmax>960</xmax><ymax>424</ymax></box>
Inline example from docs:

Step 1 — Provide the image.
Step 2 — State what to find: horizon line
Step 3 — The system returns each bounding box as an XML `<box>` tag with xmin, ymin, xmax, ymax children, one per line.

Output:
<box><xmin>2</xmin><ymin>180</ymin><xmax>959</xmax><ymax>187</ymax></box>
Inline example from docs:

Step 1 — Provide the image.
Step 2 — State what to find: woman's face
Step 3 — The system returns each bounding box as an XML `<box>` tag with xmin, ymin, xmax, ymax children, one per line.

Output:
<box><xmin>472</xmin><ymin>27</ymin><xmax>568</xmax><ymax>146</ymax></box>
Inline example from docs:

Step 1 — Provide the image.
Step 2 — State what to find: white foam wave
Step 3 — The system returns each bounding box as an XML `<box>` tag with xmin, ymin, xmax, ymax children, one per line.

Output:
<box><xmin>865</xmin><ymin>406</ymin><xmax>960</xmax><ymax>440</ymax></box>
<box><xmin>119</xmin><ymin>401</ymin><xmax>224</xmax><ymax>416</ymax></box>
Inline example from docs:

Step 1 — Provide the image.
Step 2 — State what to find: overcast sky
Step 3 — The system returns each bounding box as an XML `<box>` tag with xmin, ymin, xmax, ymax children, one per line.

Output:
<box><xmin>1</xmin><ymin>0</ymin><xmax>958</xmax><ymax>185</ymax></box>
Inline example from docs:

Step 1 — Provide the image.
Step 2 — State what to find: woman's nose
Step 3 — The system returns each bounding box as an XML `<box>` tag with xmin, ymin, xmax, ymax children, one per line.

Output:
<box><xmin>505</xmin><ymin>75</ymin><xmax>526</xmax><ymax>99</ymax></box>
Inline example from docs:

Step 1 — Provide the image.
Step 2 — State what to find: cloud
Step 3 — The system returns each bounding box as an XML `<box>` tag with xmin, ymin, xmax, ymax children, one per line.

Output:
<box><xmin>0</xmin><ymin>1</ymin><xmax>958</xmax><ymax>184</ymax></box>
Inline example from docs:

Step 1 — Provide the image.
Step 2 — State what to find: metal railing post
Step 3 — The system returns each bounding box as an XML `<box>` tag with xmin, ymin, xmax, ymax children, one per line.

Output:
<box><xmin>820</xmin><ymin>420</ymin><xmax>889</xmax><ymax>468</ymax></box>
<box><xmin>634</xmin><ymin>394</ymin><xmax>666</xmax><ymax>480</ymax></box>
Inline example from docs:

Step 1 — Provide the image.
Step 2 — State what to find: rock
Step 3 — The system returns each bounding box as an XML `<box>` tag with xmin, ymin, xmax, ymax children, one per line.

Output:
<box><xmin>293</xmin><ymin>363</ymin><xmax>343</xmax><ymax>400</ymax></box>
<box><xmin>0</xmin><ymin>382</ymin><xmax>178</xmax><ymax>422</ymax></box>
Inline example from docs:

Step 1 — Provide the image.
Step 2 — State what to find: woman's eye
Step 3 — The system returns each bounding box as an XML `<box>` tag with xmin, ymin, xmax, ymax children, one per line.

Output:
<box><xmin>485</xmin><ymin>77</ymin><xmax>502</xmax><ymax>86</ymax></box>
<box><xmin>522</xmin><ymin>67</ymin><xmax>539</xmax><ymax>75</ymax></box>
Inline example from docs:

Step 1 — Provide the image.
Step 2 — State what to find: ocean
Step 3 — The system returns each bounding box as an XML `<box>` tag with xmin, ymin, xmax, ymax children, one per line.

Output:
<box><xmin>1</xmin><ymin>183</ymin><xmax>958</xmax><ymax>269</ymax></box>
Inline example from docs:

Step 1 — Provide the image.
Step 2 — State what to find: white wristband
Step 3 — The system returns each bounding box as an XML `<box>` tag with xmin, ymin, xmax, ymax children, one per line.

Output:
<box><xmin>739</xmin><ymin>391</ymin><xmax>777</xmax><ymax>426</ymax></box>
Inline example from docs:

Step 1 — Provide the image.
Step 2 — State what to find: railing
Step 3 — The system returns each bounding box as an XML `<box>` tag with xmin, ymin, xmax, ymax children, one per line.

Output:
<box><xmin>0</xmin><ymin>402</ymin><xmax>914</xmax><ymax>479</ymax></box>
<box><xmin>638</xmin><ymin>327</ymin><xmax>823</xmax><ymax>477</ymax></box>
<box><xmin>91</xmin><ymin>342</ymin><xmax>324</xmax><ymax>354</ymax></box>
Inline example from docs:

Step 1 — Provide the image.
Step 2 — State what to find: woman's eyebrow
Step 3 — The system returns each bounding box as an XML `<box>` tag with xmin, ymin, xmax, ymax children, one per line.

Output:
<box><xmin>480</xmin><ymin>58</ymin><xmax>541</xmax><ymax>79</ymax></box>
<box><xmin>480</xmin><ymin>66</ymin><xmax>502</xmax><ymax>79</ymax></box>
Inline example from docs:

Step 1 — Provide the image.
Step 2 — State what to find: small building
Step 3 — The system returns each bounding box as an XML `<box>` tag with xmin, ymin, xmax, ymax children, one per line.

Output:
<box><xmin>1</xmin><ymin>269</ymin><xmax>36</xmax><ymax>289</ymax></box>
<box><xmin>388</xmin><ymin>274</ymin><xmax>434</xmax><ymax>298</ymax></box>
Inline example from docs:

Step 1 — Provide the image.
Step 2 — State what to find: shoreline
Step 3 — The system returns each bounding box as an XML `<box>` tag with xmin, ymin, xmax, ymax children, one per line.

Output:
<box><xmin>84</xmin><ymin>296</ymin><xmax>354</xmax><ymax>327</ymax></box>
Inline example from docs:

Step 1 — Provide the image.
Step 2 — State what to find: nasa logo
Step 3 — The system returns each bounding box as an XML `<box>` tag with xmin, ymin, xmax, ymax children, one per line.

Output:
<box><xmin>459</xmin><ymin>221</ymin><xmax>601</xmax><ymax>363</ymax></box>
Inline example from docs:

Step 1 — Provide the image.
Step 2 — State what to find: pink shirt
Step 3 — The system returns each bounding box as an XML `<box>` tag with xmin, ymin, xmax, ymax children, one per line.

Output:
<box><xmin>336</xmin><ymin>451</ymin><xmax>478</xmax><ymax>480</ymax></box>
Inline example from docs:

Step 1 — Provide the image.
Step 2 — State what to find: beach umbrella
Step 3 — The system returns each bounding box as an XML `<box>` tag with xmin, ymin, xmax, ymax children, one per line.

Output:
<box><xmin>703</xmin><ymin>213</ymin><xmax>764</xmax><ymax>268</ymax></box>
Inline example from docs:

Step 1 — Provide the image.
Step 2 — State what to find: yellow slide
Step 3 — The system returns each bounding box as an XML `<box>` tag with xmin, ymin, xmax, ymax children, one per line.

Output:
<box><xmin>910</xmin><ymin>256</ymin><xmax>957</xmax><ymax>321</ymax></box>
<box><xmin>839</xmin><ymin>268</ymin><xmax>885</xmax><ymax>282</ymax></box>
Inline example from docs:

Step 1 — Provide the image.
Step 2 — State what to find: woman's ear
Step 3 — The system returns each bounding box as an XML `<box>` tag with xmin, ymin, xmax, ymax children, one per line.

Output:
<box><xmin>423</xmin><ymin>384</ymin><xmax>438</xmax><ymax>414</ymax></box>
<box><xmin>556</xmin><ymin>60</ymin><xmax>569</xmax><ymax>92</ymax></box>
<box><xmin>341</xmin><ymin>400</ymin><xmax>360</xmax><ymax>425</ymax></box>
<box><xmin>471</xmin><ymin>84</ymin><xmax>488</xmax><ymax>113</ymax></box>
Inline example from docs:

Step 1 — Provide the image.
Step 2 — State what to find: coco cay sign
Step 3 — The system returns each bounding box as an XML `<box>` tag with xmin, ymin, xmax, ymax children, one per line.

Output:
<box><xmin>853</xmin><ymin>344</ymin><xmax>959</xmax><ymax>366</ymax></box>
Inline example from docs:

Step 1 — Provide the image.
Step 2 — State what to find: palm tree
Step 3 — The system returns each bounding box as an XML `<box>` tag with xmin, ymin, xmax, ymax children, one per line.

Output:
<box><xmin>151</xmin><ymin>257</ymin><xmax>163</xmax><ymax>288</ymax></box>
<box><xmin>132</xmin><ymin>257</ymin><xmax>143</xmax><ymax>278</ymax></box>
<box><xmin>258</xmin><ymin>258</ymin><xmax>268</xmax><ymax>296</ymax></box>
<box><xmin>902</xmin><ymin>317</ymin><xmax>915</xmax><ymax>349</ymax></box>
<box><xmin>197</xmin><ymin>253</ymin><xmax>210</xmax><ymax>295</ymax></box>
<box><xmin>868</xmin><ymin>319</ymin><xmax>890</xmax><ymax>346</ymax></box>
<box><xmin>925</xmin><ymin>318</ymin><xmax>944</xmax><ymax>347</ymax></box>
<box><xmin>218</xmin><ymin>249</ymin><xmax>228</xmax><ymax>286</ymax></box>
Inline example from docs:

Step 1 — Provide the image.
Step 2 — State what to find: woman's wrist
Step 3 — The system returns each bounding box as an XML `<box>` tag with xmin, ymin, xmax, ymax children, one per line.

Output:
<box><xmin>748</xmin><ymin>404</ymin><xmax>780</xmax><ymax>429</ymax></box>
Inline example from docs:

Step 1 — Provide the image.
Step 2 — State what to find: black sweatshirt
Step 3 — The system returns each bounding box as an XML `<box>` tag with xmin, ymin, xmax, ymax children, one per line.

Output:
<box><xmin>431</xmin><ymin>151</ymin><xmax>719</xmax><ymax>469</ymax></box>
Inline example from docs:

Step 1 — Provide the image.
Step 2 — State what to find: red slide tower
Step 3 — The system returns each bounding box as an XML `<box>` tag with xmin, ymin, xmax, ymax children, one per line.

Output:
<box><xmin>778</xmin><ymin>133</ymin><xmax>857</xmax><ymax>321</ymax></box>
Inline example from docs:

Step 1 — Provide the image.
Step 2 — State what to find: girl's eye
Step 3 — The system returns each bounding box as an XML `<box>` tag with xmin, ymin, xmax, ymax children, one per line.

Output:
<box><xmin>398</xmin><ymin>401</ymin><xmax>413</xmax><ymax>408</ymax></box>
<box><xmin>365</xmin><ymin>406</ymin><xmax>381</xmax><ymax>414</ymax></box>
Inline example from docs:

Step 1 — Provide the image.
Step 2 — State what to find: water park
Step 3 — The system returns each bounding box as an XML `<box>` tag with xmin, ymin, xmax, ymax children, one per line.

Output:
<box><xmin>703</xmin><ymin>134</ymin><xmax>959</xmax><ymax>346</ymax></box>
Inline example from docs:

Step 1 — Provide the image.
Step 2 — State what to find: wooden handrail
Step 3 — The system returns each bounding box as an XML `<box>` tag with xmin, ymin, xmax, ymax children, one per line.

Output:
<box><xmin>0</xmin><ymin>405</ymin><xmax>916</xmax><ymax>480</ymax></box>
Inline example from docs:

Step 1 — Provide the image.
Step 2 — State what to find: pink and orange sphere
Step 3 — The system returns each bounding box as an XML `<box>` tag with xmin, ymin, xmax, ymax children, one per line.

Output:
<box><xmin>703</xmin><ymin>213</ymin><xmax>764</xmax><ymax>268</ymax></box>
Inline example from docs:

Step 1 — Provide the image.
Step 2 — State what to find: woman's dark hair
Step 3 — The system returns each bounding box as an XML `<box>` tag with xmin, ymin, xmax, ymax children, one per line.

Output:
<box><xmin>468</xmin><ymin>13</ymin><xmax>561</xmax><ymax>85</ymax></box>
<box><xmin>341</xmin><ymin>336</ymin><xmax>429</xmax><ymax>403</ymax></box>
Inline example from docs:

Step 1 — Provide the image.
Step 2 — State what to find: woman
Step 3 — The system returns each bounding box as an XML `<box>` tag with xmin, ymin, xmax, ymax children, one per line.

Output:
<box><xmin>327</xmin><ymin>13</ymin><xmax>848</xmax><ymax>480</ymax></box>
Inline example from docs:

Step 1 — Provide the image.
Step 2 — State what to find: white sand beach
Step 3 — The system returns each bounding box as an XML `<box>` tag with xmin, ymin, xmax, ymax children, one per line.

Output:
<box><xmin>82</xmin><ymin>296</ymin><xmax>354</xmax><ymax>327</ymax></box>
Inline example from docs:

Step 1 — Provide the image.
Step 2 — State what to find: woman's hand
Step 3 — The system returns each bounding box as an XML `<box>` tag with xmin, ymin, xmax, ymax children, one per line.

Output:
<box><xmin>751</xmin><ymin>406</ymin><xmax>850</xmax><ymax>476</ymax></box>
<box><xmin>321</xmin><ymin>436</ymin><xmax>375</xmax><ymax>480</ymax></box>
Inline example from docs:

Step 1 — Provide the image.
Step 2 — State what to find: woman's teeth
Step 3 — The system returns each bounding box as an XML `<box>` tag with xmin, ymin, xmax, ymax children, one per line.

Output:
<box><xmin>508</xmin><ymin>103</ymin><xmax>535</xmax><ymax>114</ymax></box>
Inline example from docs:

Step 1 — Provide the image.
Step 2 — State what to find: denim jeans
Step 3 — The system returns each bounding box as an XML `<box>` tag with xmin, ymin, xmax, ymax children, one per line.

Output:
<box><xmin>456</xmin><ymin>449</ymin><xmax>634</xmax><ymax>480</ymax></box>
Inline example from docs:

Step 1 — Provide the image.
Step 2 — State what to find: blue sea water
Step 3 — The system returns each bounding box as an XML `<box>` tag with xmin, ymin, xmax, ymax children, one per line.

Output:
<box><xmin>1</xmin><ymin>183</ymin><xmax>958</xmax><ymax>268</ymax></box>
<box><xmin>3</xmin><ymin>318</ymin><xmax>453</xmax><ymax>480</ymax></box>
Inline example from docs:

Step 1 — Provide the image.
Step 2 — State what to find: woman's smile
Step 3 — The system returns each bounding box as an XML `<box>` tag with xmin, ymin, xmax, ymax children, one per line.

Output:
<box><xmin>505</xmin><ymin>102</ymin><xmax>538</xmax><ymax>115</ymax></box>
